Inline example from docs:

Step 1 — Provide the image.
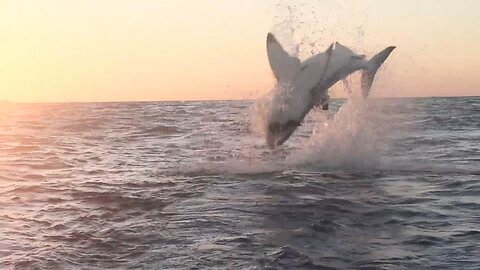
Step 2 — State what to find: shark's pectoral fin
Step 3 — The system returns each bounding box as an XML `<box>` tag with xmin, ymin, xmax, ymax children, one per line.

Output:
<box><xmin>266</xmin><ymin>33</ymin><xmax>301</xmax><ymax>82</ymax></box>
<box><xmin>361</xmin><ymin>46</ymin><xmax>396</xmax><ymax>97</ymax></box>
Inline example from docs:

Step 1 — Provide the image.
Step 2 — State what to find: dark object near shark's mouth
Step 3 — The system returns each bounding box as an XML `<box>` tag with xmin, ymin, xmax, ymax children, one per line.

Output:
<box><xmin>266</xmin><ymin>120</ymin><xmax>302</xmax><ymax>148</ymax></box>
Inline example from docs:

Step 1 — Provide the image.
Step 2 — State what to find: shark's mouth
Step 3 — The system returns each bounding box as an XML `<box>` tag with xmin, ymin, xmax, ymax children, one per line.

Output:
<box><xmin>266</xmin><ymin>120</ymin><xmax>302</xmax><ymax>148</ymax></box>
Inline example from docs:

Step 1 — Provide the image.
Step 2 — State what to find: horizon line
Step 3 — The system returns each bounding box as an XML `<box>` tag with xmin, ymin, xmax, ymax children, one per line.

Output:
<box><xmin>1</xmin><ymin>94</ymin><xmax>479</xmax><ymax>105</ymax></box>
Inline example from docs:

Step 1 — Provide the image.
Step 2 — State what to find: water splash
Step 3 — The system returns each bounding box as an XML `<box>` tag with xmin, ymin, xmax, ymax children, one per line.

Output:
<box><xmin>196</xmin><ymin>2</ymin><xmax>399</xmax><ymax>175</ymax></box>
<box><xmin>243</xmin><ymin>0</ymin><xmax>398</xmax><ymax>172</ymax></box>
<box><xmin>250</xmin><ymin>82</ymin><xmax>298</xmax><ymax>138</ymax></box>
<box><xmin>286</xmin><ymin>94</ymin><xmax>387</xmax><ymax>169</ymax></box>
<box><xmin>271</xmin><ymin>0</ymin><xmax>372</xmax><ymax>61</ymax></box>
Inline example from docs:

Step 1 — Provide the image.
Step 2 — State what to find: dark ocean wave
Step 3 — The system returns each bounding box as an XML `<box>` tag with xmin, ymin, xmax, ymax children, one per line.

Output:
<box><xmin>0</xmin><ymin>97</ymin><xmax>479</xmax><ymax>269</ymax></box>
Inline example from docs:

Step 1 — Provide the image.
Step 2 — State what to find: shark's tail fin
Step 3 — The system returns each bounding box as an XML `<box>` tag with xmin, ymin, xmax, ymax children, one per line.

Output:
<box><xmin>361</xmin><ymin>46</ymin><xmax>396</xmax><ymax>97</ymax></box>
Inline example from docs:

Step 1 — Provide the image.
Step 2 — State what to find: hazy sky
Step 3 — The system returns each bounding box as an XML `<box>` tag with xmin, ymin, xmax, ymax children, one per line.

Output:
<box><xmin>1</xmin><ymin>0</ymin><xmax>479</xmax><ymax>102</ymax></box>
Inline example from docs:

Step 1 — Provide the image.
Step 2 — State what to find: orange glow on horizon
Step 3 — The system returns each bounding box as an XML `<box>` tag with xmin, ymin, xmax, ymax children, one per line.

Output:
<box><xmin>0</xmin><ymin>0</ymin><xmax>479</xmax><ymax>103</ymax></box>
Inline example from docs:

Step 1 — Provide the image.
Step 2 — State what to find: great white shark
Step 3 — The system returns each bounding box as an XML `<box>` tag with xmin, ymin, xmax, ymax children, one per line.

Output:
<box><xmin>265</xmin><ymin>33</ymin><xmax>395</xmax><ymax>148</ymax></box>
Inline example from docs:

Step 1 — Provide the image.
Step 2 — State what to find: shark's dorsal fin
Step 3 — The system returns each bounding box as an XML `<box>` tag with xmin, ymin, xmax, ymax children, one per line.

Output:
<box><xmin>309</xmin><ymin>42</ymin><xmax>334</xmax><ymax>98</ymax></box>
<box><xmin>266</xmin><ymin>33</ymin><xmax>301</xmax><ymax>82</ymax></box>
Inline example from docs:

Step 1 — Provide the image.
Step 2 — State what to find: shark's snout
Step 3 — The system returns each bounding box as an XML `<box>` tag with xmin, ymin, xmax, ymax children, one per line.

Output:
<box><xmin>266</xmin><ymin>120</ymin><xmax>301</xmax><ymax>149</ymax></box>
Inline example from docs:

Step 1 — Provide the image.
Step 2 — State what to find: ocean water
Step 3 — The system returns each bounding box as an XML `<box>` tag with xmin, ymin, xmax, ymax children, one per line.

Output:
<box><xmin>0</xmin><ymin>97</ymin><xmax>479</xmax><ymax>269</ymax></box>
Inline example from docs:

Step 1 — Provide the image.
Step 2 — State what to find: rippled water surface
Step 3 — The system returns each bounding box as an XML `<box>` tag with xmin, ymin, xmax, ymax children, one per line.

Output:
<box><xmin>1</xmin><ymin>97</ymin><xmax>479</xmax><ymax>269</ymax></box>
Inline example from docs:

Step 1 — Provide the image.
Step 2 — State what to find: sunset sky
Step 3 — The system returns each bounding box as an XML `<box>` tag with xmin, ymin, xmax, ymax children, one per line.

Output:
<box><xmin>1</xmin><ymin>0</ymin><xmax>479</xmax><ymax>102</ymax></box>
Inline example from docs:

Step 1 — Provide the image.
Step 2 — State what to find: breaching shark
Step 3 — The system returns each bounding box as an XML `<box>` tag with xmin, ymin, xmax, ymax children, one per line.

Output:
<box><xmin>264</xmin><ymin>33</ymin><xmax>395</xmax><ymax>148</ymax></box>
